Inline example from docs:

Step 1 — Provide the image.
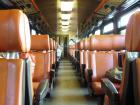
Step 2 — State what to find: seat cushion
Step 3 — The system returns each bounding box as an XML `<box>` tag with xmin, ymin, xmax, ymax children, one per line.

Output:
<box><xmin>91</xmin><ymin>82</ymin><xmax>104</xmax><ymax>95</ymax></box>
<box><xmin>0</xmin><ymin>59</ymin><xmax>23</xmax><ymax>105</ymax></box>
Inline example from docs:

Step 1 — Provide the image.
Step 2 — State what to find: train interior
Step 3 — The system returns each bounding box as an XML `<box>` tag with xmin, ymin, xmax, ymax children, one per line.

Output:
<box><xmin>0</xmin><ymin>0</ymin><xmax>140</xmax><ymax>105</ymax></box>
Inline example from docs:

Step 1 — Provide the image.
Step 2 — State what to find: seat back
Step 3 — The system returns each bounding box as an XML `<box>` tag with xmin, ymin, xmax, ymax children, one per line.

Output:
<box><xmin>0</xmin><ymin>9</ymin><xmax>31</xmax><ymax>105</ymax></box>
<box><xmin>31</xmin><ymin>35</ymin><xmax>50</xmax><ymax>82</ymax></box>
<box><xmin>89</xmin><ymin>35</ymin><xmax>125</xmax><ymax>82</ymax></box>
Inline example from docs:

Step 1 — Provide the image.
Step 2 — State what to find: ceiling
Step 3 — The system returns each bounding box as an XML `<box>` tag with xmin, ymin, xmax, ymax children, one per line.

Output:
<box><xmin>35</xmin><ymin>0</ymin><xmax>57</xmax><ymax>34</ymax></box>
<box><xmin>35</xmin><ymin>0</ymin><xmax>100</xmax><ymax>37</ymax></box>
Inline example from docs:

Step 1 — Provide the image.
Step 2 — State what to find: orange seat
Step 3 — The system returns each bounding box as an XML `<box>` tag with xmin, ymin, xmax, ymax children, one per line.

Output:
<box><xmin>87</xmin><ymin>35</ymin><xmax>125</xmax><ymax>104</ymax></box>
<box><xmin>0</xmin><ymin>9</ymin><xmax>32</xmax><ymax>105</ymax></box>
<box><xmin>31</xmin><ymin>35</ymin><xmax>51</xmax><ymax>103</ymax></box>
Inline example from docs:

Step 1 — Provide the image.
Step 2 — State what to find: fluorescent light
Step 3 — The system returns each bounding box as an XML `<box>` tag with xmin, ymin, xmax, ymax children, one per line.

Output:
<box><xmin>62</xmin><ymin>25</ymin><xmax>69</xmax><ymax>29</ymax></box>
<box><xmin>62</xmin><ymin>29</ymin><xmax>69</xmax><ymax>32</ymax></box>
<box><xmin>62</xmin><ymin>27</ymin><xmax>69</xmax><ymax>30</ymax></box>
<box><xmin>61</xmin><ymin>14</ymin><xmax>71</xmax><ymax>20</ymax></box>
<box><xmin>61</xmin><ymin>21</ymin><xmax>70</xmax><ymax>25</ymax></box>
<box><xmin>61</xmin><ymin>1</ymin><xmax>73</xmax><ymax>11</ymax></box>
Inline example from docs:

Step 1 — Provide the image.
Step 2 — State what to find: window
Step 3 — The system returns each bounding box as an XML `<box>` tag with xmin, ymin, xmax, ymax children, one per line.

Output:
<box><xmin>103</xmin><ymin>22</ymin><xmax>114</xmax><ymax>33</ymax></box>
<box><xmin>120</xmin><ymin>29</ymin><xmax>126</xmax><ymax>35</ymax></box>
<box><xmin>31</xmin><ymin>29</ymin><xmax>36</xmax><ymax>35</ymax></box>
<box><xmin>95</xmin><ymin>29</ymin><xmax>101</xmax><ymax>35</ymax></box>
<box><xmin>118</xmin><ymin>8</ymin><xmax>140</xmax><ymax>28</ymax></box>
<box><xmin>97</xmin><ymin>20</ymin><xmax>102</xmax><ymax>27</ymax></box>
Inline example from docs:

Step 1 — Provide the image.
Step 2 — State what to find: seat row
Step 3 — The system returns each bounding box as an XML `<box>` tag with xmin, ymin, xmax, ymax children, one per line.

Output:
<box><xmin>0</xmin><ymin>9</ymin><xmax>60</xmax><ymax>105</ymax></box>
<box><xmin>68</xmin><ymin>11</ymin><xmax>140</xmax><ymax>105</ymax></box>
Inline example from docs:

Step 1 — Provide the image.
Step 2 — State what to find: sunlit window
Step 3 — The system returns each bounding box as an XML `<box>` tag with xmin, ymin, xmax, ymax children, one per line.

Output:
<box><xmin>120</xmin><ymin>29</ymin><xmax>126</xmax><ymax>35</ymax></box>
<box><xmin>103</xmin><ymin>22</ymin><xmax>114</xmax><ymax>33</ymax></box>
<box><xmin>61</xmin><ymin>1</ymin><xmax>73</xmax><ymax>12</ymax></box>
<box><xmin>95</xmin><ymin>29</ymin><xmax>101</xmax><ymax>35</ymax></box>
<box><xmin>31</xmin><ymin>29</ymin><xmax>36</xmax><ymax>35</ymax></box>
<box><xmin>118</xmin><ymin>8</ymin><xmax>140</xmax><ymax>28</ymax></box>
<box><xmin>97</xmin><ymin>20</ymin><xmax>102</xmax><ymax>27</ymax></box>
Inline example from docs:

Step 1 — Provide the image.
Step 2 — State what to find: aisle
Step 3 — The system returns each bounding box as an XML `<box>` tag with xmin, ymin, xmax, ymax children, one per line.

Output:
<box><xmin>43</xmin><ymin>59</ymin><xmax>97</xmax><ymax>105</ymax></box>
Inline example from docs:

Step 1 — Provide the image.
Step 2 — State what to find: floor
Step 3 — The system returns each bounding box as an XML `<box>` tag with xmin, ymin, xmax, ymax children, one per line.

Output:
<box><xmin>42</xmin><ymin>59</ymin><xmax>97</xmax><ymax>105</ymax></box>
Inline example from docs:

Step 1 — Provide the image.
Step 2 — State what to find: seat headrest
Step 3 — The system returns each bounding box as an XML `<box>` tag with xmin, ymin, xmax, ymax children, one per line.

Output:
<box><xmin>112</xmin><ymin>35</ymin><xmax>125</xmax><ymax>50</ymax></box>
<box><xmin>31</xmin><ymin>35</ymin><xmax>50</xmax><ymax>51</ymax></box>
<box><xmin>125</xmin><ymin>11</ymin><xmax>140</xmax><ymax>51</ymax></box>
<box><xmin>50</xmin><ymin>38</ymin><xmax>54</xmax><ymax>50</ymax></box>
<box><xmin>53</xmin><ymin>40</ymin><xmax>57</xmax><ymax>50</ymax></box>
<box><xmin>83</xmin><ymin>38</ymin><xmax>90</xmax><ymax>50</ymax></box>
<box><xmin>90</xmin><ymin>35</ymin><xmax>125</xmax><ymax>51</ymax></box>
<box><xmin>0</xmin><ymin>9</ymin><xmax>31</xmax><ymax>52</ymax></box>
<box><xmin>79</xmin><ymin>40</ymin><xmax>84</xmax><ymax>50</ymax></box>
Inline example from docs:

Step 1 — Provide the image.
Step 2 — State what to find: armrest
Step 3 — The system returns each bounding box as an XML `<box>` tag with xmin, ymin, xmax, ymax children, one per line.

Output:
<box><xmin>82</xmin><ymin>64</ymin><xmax>86</xmax><ymax>70</ymax></box>
<box><xmin>81</xmin><ymin>64</ymin><xmax>86</xmax><ymax>79</ymax></box>
<box><xmin>35</xmin><ymin>79</ymin><xmax>49</xmax><ymax>100</ymax></box>
<box><xmin>101</xmin><ymin>78</ymin><xmax>120</xmax><ymax>105</ymax></box>
<box><xmin>87</xmin><ymin>69</ymin><xmax>93</xmax><ymax>82</ymax></box>
<box><xmin>74</xmin><ymin>60</ymin><xmax>80</xmax><ymax>73</ymax></box>
<box><xmin>52</xmin><ymin>64</ymin><xmax>56</xmax><ymax>70</ymax></box>
<box><xmin>49</xmin><ymin>69</ymin><xmax>55</xmax><ymax>83</ymax></box>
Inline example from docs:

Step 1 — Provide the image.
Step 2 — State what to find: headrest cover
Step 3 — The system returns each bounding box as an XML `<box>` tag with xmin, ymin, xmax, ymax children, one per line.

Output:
<box><xmin>90</xmin><ymin>35</ymin><xmax>125</xmax><ymax>51</ymax></box>
<box><xmin>31</xmin><ymin>35</ymin><xmax>50</xmax><ymax>51</ymax></box>
<box><xmin>0</xmin><ymin>10</ymin><xmax>31</xmax><ymax>52</ymax></box>
<box><xmin>79</xmin><ymin>40</ymin><xmax>84</xmax><ymax>50</ymax></box>
<box><xmin>125</xmin><ymin>11</ymin><xmax>140</xmax><ymax>51</ymax></box>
